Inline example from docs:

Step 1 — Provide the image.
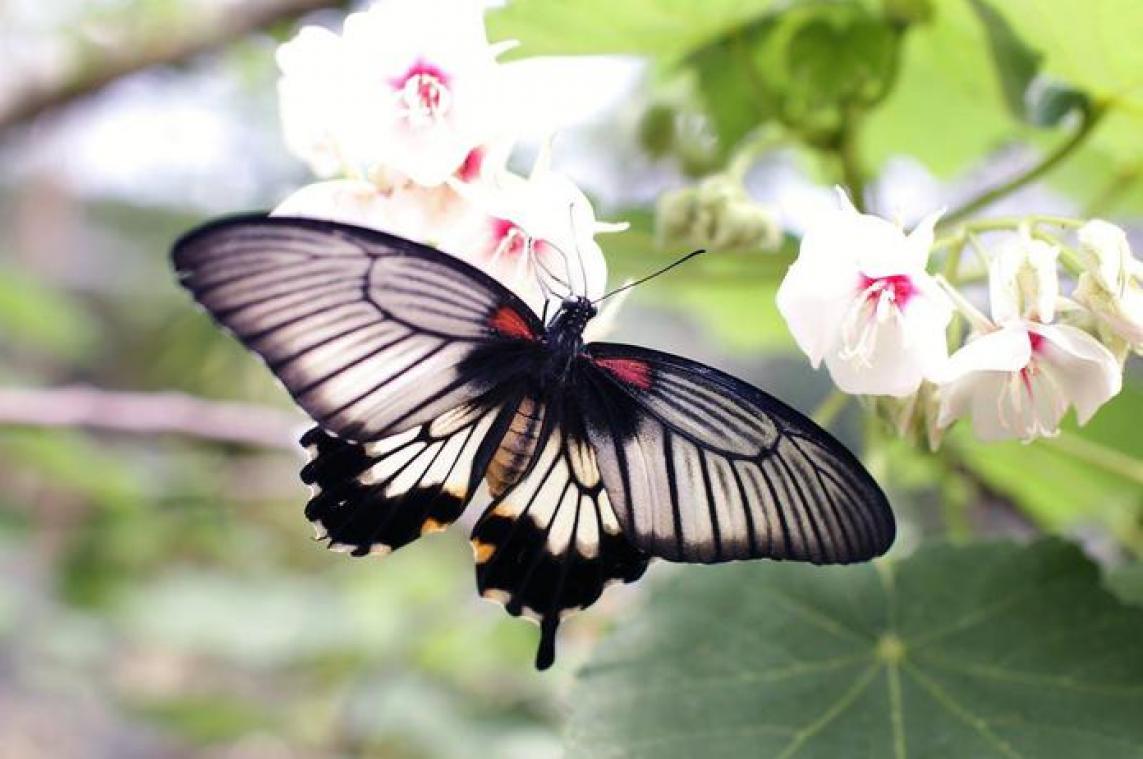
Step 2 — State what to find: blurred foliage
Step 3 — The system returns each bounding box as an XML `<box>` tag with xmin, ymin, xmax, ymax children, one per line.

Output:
<box><xmin>567</xmin><ymin>540</ymin><xmax>1143</xmax><ymax>757</ymax></box>
<box><xmin>3</xmin><ymin>0</ymin><xmax>1143</xmax><ymax>756</ymax></box>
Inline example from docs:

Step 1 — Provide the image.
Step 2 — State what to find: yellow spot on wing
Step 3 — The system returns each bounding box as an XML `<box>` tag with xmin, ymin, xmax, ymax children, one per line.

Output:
<box><xmin>482</xmin><ymin>588</ymin><xmax>511</xmax><ymax>606</ymax></box>
<box><xmin>421</xmin><ymin>518</ymin><xmax>447</xmax><ymax>535</ymax></box>
<box><xmin>471</xmin><ymin>539</ymin><xmax>496</xmax><ymax>563</ymax></box>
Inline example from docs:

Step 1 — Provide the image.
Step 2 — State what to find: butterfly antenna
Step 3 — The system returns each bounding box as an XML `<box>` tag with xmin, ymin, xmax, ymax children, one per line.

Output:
<box><xmin>593</xmin><ymin>248</ymin><xmax>707</xmax><ymax>304</ymax></box>
<box><xmin>533</xmin><ymin>249</ymin><xmax>573</xmax><ymax>299</ymax></box>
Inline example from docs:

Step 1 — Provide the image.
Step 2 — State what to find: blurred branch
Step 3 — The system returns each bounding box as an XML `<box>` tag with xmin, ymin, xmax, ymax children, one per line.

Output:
<box><xmin>0</xmin><ymin>386</ymin><xmax>303</xmax><ymax>449</ymax></box>
<box><xmin>940</xmin><ymin>103</ymin><xmax>1108</xmax><ymax>226</ymax></box>
<box><xmin>0</xmin><ymin>0</ymin><xmax>345</xmax><ymax>133</ymax></box>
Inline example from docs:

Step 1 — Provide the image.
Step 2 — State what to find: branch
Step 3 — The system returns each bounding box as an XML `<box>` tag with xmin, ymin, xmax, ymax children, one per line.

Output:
<box><xmin>940</xmin><ymin>104</ymin><xmax>1108</xmax><ymax>226</ymax></box>
<box><xmin>0</xmin><ymin>386</ymin><xmax>304</xmax><ymax>450</ymax></box>
<box><xmin>0</xmin><ymin>0</ymin><xmax>345</xmax><ymax>132</ymax></box>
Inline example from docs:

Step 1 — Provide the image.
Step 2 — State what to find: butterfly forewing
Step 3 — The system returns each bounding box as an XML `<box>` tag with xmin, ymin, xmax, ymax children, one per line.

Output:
<box><xmin>172</xmin><ymin>215</ymin><xmax>544</xmax><ymax>442</ymax></box>
<box><xmin>581</xmin><ymin>343</ymin><xmax>894</xmax><ymax>565</ymax></box>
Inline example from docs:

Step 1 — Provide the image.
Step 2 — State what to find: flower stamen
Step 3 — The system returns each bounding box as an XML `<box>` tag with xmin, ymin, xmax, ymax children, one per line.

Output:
<box><xmin>392</xmin><ymin>62</ymin><xmax>452</xmax><ymax>126</ymax></box>
<box><xmin>838</xmin><ymin>275</ymin><xmax>915</xmax><ymax>366</ymax></box>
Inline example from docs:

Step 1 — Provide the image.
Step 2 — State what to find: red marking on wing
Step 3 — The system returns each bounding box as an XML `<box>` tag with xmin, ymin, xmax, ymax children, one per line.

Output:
<box><xmin>490</xmin><ymin>305</ymin><xmax>536</xmax><ymax>341</ymax></box>
<box><xmin>594</xmin><ymin>357</ymin><xmax>653</xmax><ymax>390</ymax></box>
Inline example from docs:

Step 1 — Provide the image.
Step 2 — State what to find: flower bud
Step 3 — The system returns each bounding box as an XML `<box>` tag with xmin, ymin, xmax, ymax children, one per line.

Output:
<box><xmin>1072</xmin><ymin>220</ymin><xmax>1143</xmax><ymax>357</ymax></box>
<box><xmin>655</xmin><ymin>174</ymin><xmax>782</xmax><ymax>251</ymax></box>
<box><xmin>1073</xmin><ymin>273</ymin><xmax>1143</xmax><ymax>358</ymax></box>
<box><xmin>1077</xmin><ymin>220</ymin><xmax>1132</xmax><ymax>295</ymax></box>
<box><xmin>988</xmin><ymin>233</ymin><xmax>1059</xmax><ymax>324</ymax></box>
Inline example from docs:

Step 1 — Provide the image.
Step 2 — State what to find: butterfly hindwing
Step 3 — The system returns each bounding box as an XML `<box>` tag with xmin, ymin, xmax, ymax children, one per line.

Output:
<box><xmin>470</xmin><ymin>399</ymin><xmax>649</xmax><ymax>669</ymax></box>
<box><xmin>172</xmin><ymin>215</ymin><xmax>543</xmax><ymax>442</ymax></box>
<box><xmin>300</xmin><ymin>393</ymin><xmax>523</xmax><ymax>557</ymax></box>
<box><xmin>580</xmin><ymin>343</ymin><xmax>895</xmax><ymax>565</ymax></box>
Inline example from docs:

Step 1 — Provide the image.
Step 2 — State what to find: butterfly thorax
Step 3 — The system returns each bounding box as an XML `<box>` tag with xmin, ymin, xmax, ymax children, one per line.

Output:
<box><xmin>541</xmin><ymin>297</ymin><xmax>597</xmax><ymax>380</ymax></box>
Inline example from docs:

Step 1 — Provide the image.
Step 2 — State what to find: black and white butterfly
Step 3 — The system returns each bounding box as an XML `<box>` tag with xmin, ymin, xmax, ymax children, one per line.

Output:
<box><xmin>172</xmin><ymin>214</ymin><xmax>894</xmax><ymax>669</ymax></box>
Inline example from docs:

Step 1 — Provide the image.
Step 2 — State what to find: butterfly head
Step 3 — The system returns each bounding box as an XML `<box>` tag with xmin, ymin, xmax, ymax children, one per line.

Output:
<box><xmin>543</xmin><ymin>296</ymin><xmax>597</xmax><ymax>361</ymax></box>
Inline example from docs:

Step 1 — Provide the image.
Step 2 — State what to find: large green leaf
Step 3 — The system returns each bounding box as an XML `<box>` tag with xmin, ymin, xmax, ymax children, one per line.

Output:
<box><xmin>487</xmin><ymin>0</ymin><xmax>780</xmax><ymax>60</ymax></box>
<box><xmin>567</xmin><ymin>540</ymin><xmax>1143</xmax><ymax>758</ymax></box>
<box><xmin>862</xmin><ymin>0</ymin><xmax>1020</xmax><ymax>176</ymax></box>
<box><xmin>983</xmin><ymin>0</ymin><xmax>1143</xmax><ymax>114</ymax></box>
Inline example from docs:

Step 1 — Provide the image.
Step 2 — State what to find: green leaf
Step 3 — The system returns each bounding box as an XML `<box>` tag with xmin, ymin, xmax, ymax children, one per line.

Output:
<box><xmin>1106</xmin><ymin>562</ymin><xmax>1143</xmax><ymax>608</ymax></box>
<box><xmin>487</xmin><ymin>0</ymin><xmax>780</xmax><ymax>61</ymax></box>
<box><xmin>863</xmin><ymin>0</ymin><xmax>1020</xmax><ymax>176</ymax></box>
<box><xmin>967</xmin><ymin>0</ymin><xmax>1043</xmax><ymax>121</ymax></box>
<box><xmin>684</xmin><ymin>4</ymin><xmax>900</xmax><ymax>148</ymax></box>
<box><xmin>888</xmin><ymin>0</ymin><xmax>1143</xmax><ymax>208</ymax></box>
<box><xmin>567</xmin><ymin>540</ymin><xmax>1143</xmax><ymax>758</ymax></box>
<box><xmin>687</xmin><ymin>33</ymin><xmax>774</xmax><ymax>156</ymax></box>
<box><xmin>980</xmin><ymin>0</ymin><xmax>1143</xmax><ymax>114</ymax></box>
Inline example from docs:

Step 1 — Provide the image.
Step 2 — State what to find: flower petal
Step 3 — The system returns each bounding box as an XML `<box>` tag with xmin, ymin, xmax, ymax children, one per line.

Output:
<box><xmin>775</xmin><ymin>255</ymin><xmax>858</xmax><ymax>368</ymax></box>
<box><xmin>1033</xmin><ymin>323</ymin><xmax>1122</xmax><ymax>424</ymax></box>
<box><xmin>937</xmin><ymin>325</ymin><xmax>1032</xmax><ymax>383</ymax></box>
<box><xmin>824</xmin><ymin>317</ymin><xmax>926</xmax><ymax>396</ymax></box>
<box><xmin>904</xmin><ymin>208</ymin><xmax>943</xmax><ymax>269</ymax></box>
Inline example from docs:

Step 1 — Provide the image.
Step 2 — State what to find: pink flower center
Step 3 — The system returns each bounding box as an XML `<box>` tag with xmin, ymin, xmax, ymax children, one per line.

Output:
<box><xmin>392</xmin><ymin>61</ymin><xmax>451</xmax><ymax>126</ymax></box>
<box><xmin>838</xmin><ymin>273</ymin><xmax>918</xmax><ymax>366</ymax></box>
<box><xmin>858</xmin><ymin>274</ymin><xmax>917</xmax><ymax>308</ymax></box>
<box><xmin>489</xmin><ymin>218</ymin><xmax>532</xmax><ymax>260</ymax></box>
<box><xmin>1017</xmin><ymin>331</ymin><xmax>1047</xmax><ymax>395</ymax></box>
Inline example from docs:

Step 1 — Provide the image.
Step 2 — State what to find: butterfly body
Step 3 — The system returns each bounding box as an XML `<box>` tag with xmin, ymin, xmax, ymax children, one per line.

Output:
<box><xmin>173</xmin><ymin>214</ymin><xmax>895</xmax><ymax>670</ymax></box>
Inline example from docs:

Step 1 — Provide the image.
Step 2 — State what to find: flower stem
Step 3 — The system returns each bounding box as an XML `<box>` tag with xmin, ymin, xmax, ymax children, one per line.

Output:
<box><xmin>812</xmin><ymin>389</ymin><xmax>851</xmax><ymax>428</ymax></box>
<box><xmin>941</xmin><ymin>104</ymin><xmax>1107</xmax><ymax>225</ymax></box>
<box><xmin>1038</xmin><ymin>432</ymin><xmax>1143</xmax><ymax>487</ymax></box>
<box><xmin>932</xmin><ymin>215</ymin><xmax>1085</xmax><ymax>251</ymax></box>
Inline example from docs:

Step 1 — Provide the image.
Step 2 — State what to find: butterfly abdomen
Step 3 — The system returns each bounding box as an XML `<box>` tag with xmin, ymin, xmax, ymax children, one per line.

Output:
<box><xmin>486</xmin><ymin>397</ymin><xmax>545</xmax><ymax>497</ymax></box>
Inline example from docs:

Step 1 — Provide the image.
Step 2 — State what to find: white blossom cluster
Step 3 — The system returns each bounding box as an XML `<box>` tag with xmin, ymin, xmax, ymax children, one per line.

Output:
<box><xmin>272</xmin><ymin>0</ymin><xmax>625</xmax><ymax>312</ymax></box>
<box><xmin>778</xmin><ymin>193</ymin><xmax>1140</xmax><ymax>445</ymax></box>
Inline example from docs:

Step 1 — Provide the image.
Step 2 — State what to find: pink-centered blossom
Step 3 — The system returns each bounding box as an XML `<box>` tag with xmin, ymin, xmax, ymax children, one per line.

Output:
<box><xmin>937</xmin><ymin>237</ymin><xmax>1121</xmax><ymax>442</ymax></box>
<box><xmin>276</xmin><ymin>0</ymin><xmax>515</xmax><ymax>185</ymax></box>
<box><xmin>441</xmin><ymin>158</ymin><xmax>624</xmax><ymax>311</ymax></box>
<box><xmin>776</xmin><ymin>192</ymin><xmax>951</xmax><ymax>397</ymax></box>
<box><xmin>271</xmin><ymin>148</ymin><xmax>621</xmax><ymax>313</ymax></box>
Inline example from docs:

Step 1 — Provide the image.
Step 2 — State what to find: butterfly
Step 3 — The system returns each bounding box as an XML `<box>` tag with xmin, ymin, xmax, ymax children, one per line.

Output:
<box><xmin>172</xmin><ymin>213</ymin><xmax>894</xmax><ymax>669</ymax></box>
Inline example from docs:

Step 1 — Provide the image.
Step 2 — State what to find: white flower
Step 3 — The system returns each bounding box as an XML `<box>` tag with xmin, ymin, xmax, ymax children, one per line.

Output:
<box><xmin>937</xmin><ymin>238</ymin><xmax>1121</xmax><ymax>442</ymax></box>
<box><xmin>440</xmin><ymin>156</ymin><xmax>623</xmax><ymax>311</ymax></box>
<box><xmin>1072</xmin><ymin>220</ymin><xmax>1143</xmax><ymax>352</ymax></box>
<box><xmin>277</xmin><ymin>0</ymin><xmax>515</xmax><ymax>186</ymax></box>
<box><xmin>776</xmin><ymin>191</ymin><xmax>952</xmax><ymax>397</ymax></box>
<box><xmin>937</xmin><ymin>323</ymin><xmax>1121</xmax><ymax>442</ymax></box>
